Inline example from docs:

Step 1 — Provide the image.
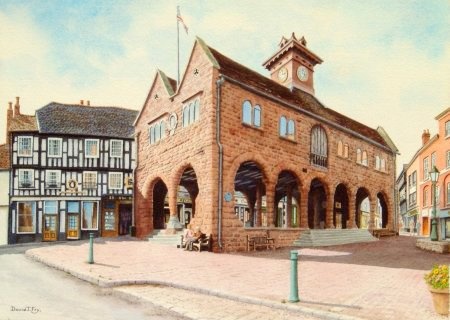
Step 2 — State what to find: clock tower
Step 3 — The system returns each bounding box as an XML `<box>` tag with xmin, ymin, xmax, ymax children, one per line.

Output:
<box><xmin>263</xmin><ymin>33</ymin><xmax>323</xmax><ymax>95</ymax></box>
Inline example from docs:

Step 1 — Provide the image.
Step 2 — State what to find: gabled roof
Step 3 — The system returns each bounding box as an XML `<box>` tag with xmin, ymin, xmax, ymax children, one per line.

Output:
<box><xmin>206</xmin><ymin>44</ymin><xmax>392</xmax><ymax>150</ymax></box>
<box><xmin>36</xmin><ymin>102</ymin><xmax>138</xmax><ymax>138</ymax></box>
<box><xmin>9</xmin><ymin>114</ymin><xmax>37</xmax><ymax>132</ymax></box>
<box><xmin>0</xmin><ymin>143</ymin><xmax>9</xmax><ymax>169</ymax></box>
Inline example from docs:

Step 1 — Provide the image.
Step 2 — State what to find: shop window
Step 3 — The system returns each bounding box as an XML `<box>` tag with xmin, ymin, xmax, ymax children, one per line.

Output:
<box><xmin>110</xmin><ymin>140</ymin><xmax>123</xmax><ymax>158</ymax></box>
<box><xmin>45</xmin><ymin>170</ymin><xmax>61</xmax><ymax>189</ymax></box>
<box><xmin>108</xmin><ymin>172</ymin><xmax>123</xmax><ymax>190</ymax></box>
<box><xmin>18</xmin><ymin>169</ymin><xmax>34</xmax><ymax>188</ymax></box>
<box><xmin>48</xmin><ymin>138</ymin><xmax>62</xmax><ymax>158</ymax></box>
<box><xmin>17</xmin><ymin>202</ymin><xmax>36</xmax><ymax>233</ymax></box>
<box><xmin>85</xmin><ymin>139</ymin><xmax>99</xmax><ymax>158</ymax></box>
<box><xmin>83</xmin><ymin>171</ymin><xmax>97</xmax><ymax>189</ymax></box>
<box><xmin>44</xmin><ymin>201</ymin><xmax>58</xmax><ymax>214</ymax></box>
<box><xmin>18</xmin><ymin>136</ymin><xmax>33</xmax><ymax>157</ymax></box>
<box><xmin>310</xmin><ymin>125</ymin><xmax>328</xmax><ymax>167</ymax></box>
<box><xmin>82</xmin><ymin>201</ymin><xmax>98</xmax><ymax>230</ymax></box>
<box><xmin>67</xmin><ymin>201</ymin><xmax>80</xmax><ymax>214</ymax></box>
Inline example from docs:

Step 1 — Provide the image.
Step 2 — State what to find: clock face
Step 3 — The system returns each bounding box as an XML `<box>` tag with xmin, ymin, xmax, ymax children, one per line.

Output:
<box><xmin>297</xmin><ymin>66</ymin><xmax>309</xmax><ymax>82</ymax></box>
<box><xmin>277</xmin><ymin>67</ymin><xmax>288</xmax><ymax>82</ymax></box>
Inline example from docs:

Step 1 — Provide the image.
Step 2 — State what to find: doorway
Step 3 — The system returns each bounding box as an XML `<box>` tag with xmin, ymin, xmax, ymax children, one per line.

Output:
<box><xmin>119</xmin><ymin>204</ymin><xmax>132</xmax><ymax>235</ymax></box>
<box><xmin>422</xmin><ymin>217</ymin><xmax>429</xmax><ymax>236</ymax></box>
<box><xmin>43</xmin><ymin>215</ymin><xmax>58</xmax><ymax>241</ymax></box>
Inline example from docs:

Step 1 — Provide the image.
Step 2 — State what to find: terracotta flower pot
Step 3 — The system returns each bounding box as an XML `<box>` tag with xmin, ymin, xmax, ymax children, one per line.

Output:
<box><xmin>428</xmin><ymin>286</ymin><xmax>449</xmax><ymax>315</ymax></box>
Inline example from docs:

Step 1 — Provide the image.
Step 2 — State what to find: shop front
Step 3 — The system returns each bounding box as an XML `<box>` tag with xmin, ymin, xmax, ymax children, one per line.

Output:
<box><xmin>101</xmin><ymin>195</ymin><xmax>133</xmax><ymax>238</ymax></box>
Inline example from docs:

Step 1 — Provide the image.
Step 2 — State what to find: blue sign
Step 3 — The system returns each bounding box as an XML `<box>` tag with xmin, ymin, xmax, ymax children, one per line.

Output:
<box><xmin>224</xmin><ymin>192</ymin><xmax>232</xmax><ymax>202</ymax></box>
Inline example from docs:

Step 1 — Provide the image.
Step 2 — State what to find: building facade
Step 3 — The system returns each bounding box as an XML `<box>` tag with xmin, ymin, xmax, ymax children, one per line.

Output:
<box><xmin>134</xmin><ymin>34</ymin><xmax>398</xmax><ymax>252</ymax></box>
<box><xmin>6</xmin><ymin>100</ymin><xmax>138</xmax><ymax>244</ymax></box>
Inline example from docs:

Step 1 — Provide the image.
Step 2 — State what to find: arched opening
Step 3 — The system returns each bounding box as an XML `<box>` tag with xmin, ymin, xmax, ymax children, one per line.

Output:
<box><xmin>234</xmin><ymin>161</ymin><xmax>266</xmax><ymax>227</ymax></box>
<box><xmin>153</xmin><ymin>179</ymin><xmax>168</xmax><ymax>229</ymax></box>
<box><xmin>377</xmin><ymin>192</ymin><xmax>388</xmax><ymax>229</ymax></box>
<box><xmin>275</xmin><ymin>171</ymin><xmax>300</xmax><ymax>228</ymax></box>
<box><xmin>308</xmin><ymin>178</ymin><xmax>327</xmax><ymax>229</ymax></box>
<box><xmin>355</xmin><ymin>188</ymin><xmax>370</xmax><ymax>229</ymax></box>
<box><xmin>177</xmin><ymin>167</ymin><xmax>199</xmax><ymax>228</ymax></box>
<box><xmin>334</xmin><ymin>184</ymin><xmax>349</xmax><ymax>229</ymax></box>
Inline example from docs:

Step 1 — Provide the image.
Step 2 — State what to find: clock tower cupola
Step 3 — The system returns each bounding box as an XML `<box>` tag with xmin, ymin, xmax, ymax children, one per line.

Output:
<box><xmin>263</xmin><ymin>32</ymin><xmax>323</xmax><ymax>95</ymax></box>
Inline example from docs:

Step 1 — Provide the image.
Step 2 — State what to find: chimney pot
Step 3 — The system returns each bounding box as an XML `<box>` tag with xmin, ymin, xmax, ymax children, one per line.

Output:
<box><xmin>80</xmin><ymin>100</ymin><xmax>84</xmax><ymax>105</ymax></box>
<box><xmin>8</xmin><ymin>102</ymin><xmax>12</xmax><ymax>109</ymax></box>
<box><xmin>87</xmin><ymin>100</ymin><xmax>90</xmax><ymax>106</ymax></box>
<box><xmin>14</xmin><ymin>96</ymin><xmax>21</xmax><ymax>116</ymax></box>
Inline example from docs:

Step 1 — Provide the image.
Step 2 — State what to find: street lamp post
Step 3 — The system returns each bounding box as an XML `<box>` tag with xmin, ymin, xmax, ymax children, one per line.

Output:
<box><xmin>430</xmin><ymin>166</ymin><xmax>440</xmax><ymax>241</ymax></box>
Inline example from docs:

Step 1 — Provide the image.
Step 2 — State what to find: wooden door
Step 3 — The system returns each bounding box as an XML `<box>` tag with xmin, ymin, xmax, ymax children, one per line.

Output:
<box><xmin>102</xmin><ymin>209</ymin><xmax>118</xmax><ymax>237</ymax></box>
<box><xmin>43</xmin><ymin>215</ymin><xmax>58</xmax><ymax>241</ymax></box>
<box><xmin>119</xmin><ymin>204</ymin><xmax>132</xmax><ymax>235</ymax></box>
<box><xmin>422</xmin><ymin>217</ymin><xmax>429</xmax><ymax>236</ymax></box>
<box><xmin>67</xmin><ymin>214</ymin><xmax>80</xmax><ymax>239</ymax></box>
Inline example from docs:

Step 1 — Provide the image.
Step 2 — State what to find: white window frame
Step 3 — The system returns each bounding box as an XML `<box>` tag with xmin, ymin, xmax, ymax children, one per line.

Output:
<box><xmin>447</xmin><ymin>150</ymin><xmax>450</xmax><ymax>168</ymax></box>
<box><xmin>182</xmin><ymin>98</ymin><xmax>201</xmax><ymax>128</ymax></box>
<box><xmin>18</xmin><ymin>169</ymin><xmax>34</xmax><ymax>188</ymax></box>
<box><xmin>83</xmin><ymin>171</ymin><xmax>97</xmax><ymax>189</ymax></box>
<box><xmin>108</xmin><ymin>172</ymin><xmax>123</xmax><ymax>190</ymax></box>
<box><xmin>85</xmin><ymin>139</ymin><xmax>100</xmax><ymax>158</ymax></box>
<box><xmin>423</xmin><ymin>157</ymin><xmax>429</xmax><ymax>180</ymax></box>
<box><xmin>44</xmin><ymin>200</ymin><xmax>58</xmax><ymax>214</ymax></box>
<box><xmin>48</xmin><ymin>138</ymin><xmax>62</xmax><ymax>158</ymax></box>
<box><xmin>110</xmin><ymin>140</ymin><xmax>123</xmax><ymax>158</ymax></box>
<box><xmin>16</xmin><ymin>201</ymin><xmax>36</xmax><ymax>234</ymax></box>
<box><xmin>45</xmin><ymin>170</ymin><xmax>61</xmax><ymax>189</ymax></box>
<box><xmin>17</xmin><ymin>136</ymin><xmax>33</xmax><ymax>157</ymax></box>
<box><xmin>81</xmin><ymin>201</ymin><xmax>99</xmax><ymax>230</ymax></box>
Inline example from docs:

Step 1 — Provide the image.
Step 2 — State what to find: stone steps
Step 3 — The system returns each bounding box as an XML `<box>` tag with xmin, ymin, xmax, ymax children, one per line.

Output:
<box><xmin>292</xmin><ymin>229</ymin><xmax>378</xmax><ymax>247</ymax></box>
<box><xmin>148</xmin><ymin>229</ymin><xmax>184</xmax><ymax>247</ymax></box>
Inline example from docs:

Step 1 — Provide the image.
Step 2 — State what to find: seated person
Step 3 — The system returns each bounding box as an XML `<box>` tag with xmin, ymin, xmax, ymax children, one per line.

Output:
<box><xmin>185</xmin><ymin>226</ymin><xmax>204</xmax><ymax>251</ymax></box>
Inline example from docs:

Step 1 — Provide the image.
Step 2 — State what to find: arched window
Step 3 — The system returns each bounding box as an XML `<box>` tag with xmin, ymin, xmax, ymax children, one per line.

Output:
<box><xmin>160</xmin><ymin>120</ymin><xmax>166</xmax><ymax>139</ymax></box>
<box><xmin>344</xmin><ymin>144</ymin><xmax>349</xmax><ymax>158</ymax></box>
<box><xmin>310</xmin><ymin>126</ymin><xmax>328</xmax><ymax>167</ymax></box>
<box><xmin>356</xmin><ymin>149</ymin><xmax>362</xmax><ymax>164</ymax></box>
<box><xmin>362</xmin><ymin>151</ymin><xmax>368</xmax><ymax>166</ymax></box>
<box><xmin>337</xmin><ymin>141</ymin><xmax>343</xmax><ymax>157</ymax></box>
<box><xmin>194</xmin><ymin>99</ymin><xmax>200</xmax><ymax>121</ymax></box>
<box><xmin>242</xmin><ymin>101</ymin><xmax>252</xmax><ymax>125</ymax></box>
<box><xmin>380</xmin><ymin>158</ymin><xmax>386</xmax><ymax>172</ymax></box>
<box><xmin>253</xmin><ymin>105</ymin><xmax>261</xmax><ymax>127</ymax></box>
<box><xmin>189</xmin><ymin>102</ymin><xmax>195</xmax><ymax>123</ymax></box>
<box><xmin>154</xmin><ymin>122</ymin><xmax>161</xmax><ymax>141</ymax></box>
<box><xmin>447</xmin><ymin>182</ymin><xmax>450</xmax><ymax>205</ymax></box>
<box><xmin>183</xmin><ymin>105</ymin><xmax>189</xmax><ymax>127</ymax></box>
<box><xmin>279</xmin><ymin>116</ymin><xmax>287</xmax><ymax>136</ymax></box>
<box><xmin>375</xmin><ymin>156</ymin><xmax>380</xmax><ymax>170</ymax></box>
<box><xmin>287</xmin><ymin>119</ymin><xmax>295</xmax><ymax>137</ymax></box>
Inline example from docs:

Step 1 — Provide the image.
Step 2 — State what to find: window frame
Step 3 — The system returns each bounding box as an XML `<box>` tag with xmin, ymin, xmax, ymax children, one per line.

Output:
<box><xmin>182</xmin><ymin>98</ymin><xmax>201</xmax><ymax>128</ymax></box>
<box><xmin>18</xmin><ymin>169</ymin><xmax>34</xmax><ymax>189</ymax></box>
<box><xmin>45</xmin><ymin>170</ymin><xmax>61</xmax><ymax>189</ymax></box>
<box><xmin>423</xmin><ymin>157</ymin><xmax>429</xmax><ymax>180</ymax></box>
<box><xmin>82</xmin><ymin>171</ymin><xmax>98</xmax><ymax>189</ymax></box>
<box><xmin>84</xmin><ymin>139</ymin><xmax>100</xmax><ymax>158</ymax></box>
<box><xmin>47</xmin><ymin>138</ymin><xmax>62</xmax><ymax>158</ymax></box>
<box><xmin>81</xmin><ymin>201</ymin><xmax>99</xmax><ymax>230</ymax></box>
<box><xmin>447</xmin><ymin>182</ymin><xmax>450</xmax><ymax>205</ymax></box>
<box><xmin>310</xmin><ymin>125</ymin><xmax>328</xmax><ymax>167</ymax></box>
<box><xmin>108</xmin><ymin>172</ymin><xmax>123</xmax><ymax>190</ymax></box>
<box><xmin>44</xmin><ymin>200</ymin><xmax>58</xmax><ymax>215</ymax></box>
<box><xmin>445</xmin><ymin>121</ymin><xmax>450</xmax><ymax>137</ymax></box>
<box><xmin>16</xmin><ymin>201</ymin><xmax>36</xmax><ymax>234</ymax></box>
<box><xmin>17</xmin><ymin>136</ymin><xmax>33</xmax><ymax>157</ymax></box>
<box><xmin>253</xmin><ymin>105</ymin><xmax>261</xmax><ymax>127</ymax></box>
<box><xmin>110</xmin><ymin>140</ymin><xmax>123</xmax><ymax>158</ymax></box>
<box><xmin>242</xmin><ymin>100</ymin><xmax>252</xmax><ymax>125</ymax></box>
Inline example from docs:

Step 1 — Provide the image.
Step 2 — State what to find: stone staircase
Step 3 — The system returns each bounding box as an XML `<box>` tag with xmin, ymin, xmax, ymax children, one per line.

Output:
<box><xmin>148</xmin><ymin>229</ymin><xmax>184</xmax><ymax>247</ymax></box>
<box><xmin>292</xmin><ymin>229</ymin><xmax>378</xmax><ymax>247</ymax></box>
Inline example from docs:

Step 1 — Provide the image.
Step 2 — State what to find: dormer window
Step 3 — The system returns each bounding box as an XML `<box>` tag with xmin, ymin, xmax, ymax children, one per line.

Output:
<box><xmin>18</xmin><ymin>136</ymin><xmax>33</xmax><ymax>157</ymax></box>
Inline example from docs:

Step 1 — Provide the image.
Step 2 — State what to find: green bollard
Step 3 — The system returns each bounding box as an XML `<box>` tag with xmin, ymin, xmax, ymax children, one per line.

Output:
<box><xmin>88</xmin><ymin>232</ymin><xmax>94</xmax><ymax>264</ymax></box>
<box><xmin>288</xmin><ymin>250</ymin><xmax>299</xmax><ymax>302</ymax></box>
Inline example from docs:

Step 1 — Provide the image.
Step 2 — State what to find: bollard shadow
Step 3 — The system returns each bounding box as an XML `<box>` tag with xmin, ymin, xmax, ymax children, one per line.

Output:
<box><xmin>90</xmin><ymin>262</ymin><xmax>120</xmax><ymax>268</ymax></box>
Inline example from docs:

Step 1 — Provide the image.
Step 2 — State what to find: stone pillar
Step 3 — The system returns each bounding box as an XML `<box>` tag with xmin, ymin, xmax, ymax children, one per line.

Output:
<box><xmin>255</xmin><ymin>182</ymin><xmax>262</xmax><ymax>227</ymax></box>
<box><xmin>326</xmin><ymin>190</ymin><xmax>334</xmax><ymax>229</ymax></box>
<box><xmin>286</xmin><ymin>185</ymin><xmax>292</xmax><ymax>228</ymax></box>
<box><xmin>265</xmin><ymin>182</ymin><xmax>275</xmax><ymax>227</ymax></box>
<box><xmin>347</xmin><ymin>190</ymin><xmax>356</xmax><ymax>229</ymax></box>
<box><xmin>368</xmin><ymin>197</ymin><xmax>376</xmax><ymax>231</ymax></box>
<box><xmin>166</xmin><ymin>185</ymin><xmax>183</xmax><ymax>232</ymax></box>
<box><xmin>299</xmin><ymin>186</ymin><xmax>309</xmax><ymax>229</ymax></box>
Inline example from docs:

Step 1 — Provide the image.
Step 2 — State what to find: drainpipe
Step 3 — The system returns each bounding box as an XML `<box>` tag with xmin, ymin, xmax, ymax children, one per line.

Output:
<box><xmin>216</xmin><ymin>76</ymin><xmax>225</xmax><ymax>249</ymax></box>
<box><xmin>132</xmin><ymin>133</ymin><xmax>139</xmax><ymax>234</ymax></box>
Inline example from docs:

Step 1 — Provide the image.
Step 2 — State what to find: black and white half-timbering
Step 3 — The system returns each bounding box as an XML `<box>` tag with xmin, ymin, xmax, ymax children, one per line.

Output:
<box><xmin>6</xmin><ymin>101</ymin><xmax>138</xmax><ymax>244</ymax></box>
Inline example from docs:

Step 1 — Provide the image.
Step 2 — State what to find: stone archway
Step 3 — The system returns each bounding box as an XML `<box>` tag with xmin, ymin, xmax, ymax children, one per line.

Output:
<box><xmin>334</xmin><ymin>184</ymin><xmax>349</xmax><ymax>229</ymax></box>
<box><xmin>275</xmin><ymin>170</ymin><xmax>301</xmax><ymax>228</ymax></box>
<box><xmin>153</xmin><ymin>179</ymin><xmax>168</xmax><ymax>229</ymax></box>
<box><xmin>308</xmin><ymin>178</ymin><xmax>327</xmax><ymax>229</ymax></box>
<box><xmin>377</xmin><ymin>192</ymin><xmax>388</xmax><ymax>228</ymax></box>
<box><xmin>177</xmin><ymin>167</ymin><xmax>199</xmax><ymax>228</ymax></box>
<box><xmin>355</xmin><ymin>188</ymin><xmax>370</xmax><ymax>229</ymax></box>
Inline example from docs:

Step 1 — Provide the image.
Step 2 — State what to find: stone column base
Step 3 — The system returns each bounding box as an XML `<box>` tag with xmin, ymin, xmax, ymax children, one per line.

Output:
<box><xmin>166</xmin><ymin>216</ymin><xmax>183</xmax><ymax>233</ymax></box>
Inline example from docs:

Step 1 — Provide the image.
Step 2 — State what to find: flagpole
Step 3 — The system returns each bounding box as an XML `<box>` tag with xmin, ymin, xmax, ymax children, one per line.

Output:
<box><xmin>177</xmin><ymin>5</ymin><xmax>180</xmax><ymax>88</ymax></box>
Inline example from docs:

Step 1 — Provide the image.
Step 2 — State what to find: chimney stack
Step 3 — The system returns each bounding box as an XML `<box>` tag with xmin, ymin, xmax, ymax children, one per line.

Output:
<box><xmin>87</xmin><ymin>100</ymin><xmax>90</xmax><ymax>106</ymax></box>
<box><xmin>14</xmin><ymin>96</ymin><xmax>21</xmax><ymax>116</ymax></box>
<box><xmin>422</xmin><ymin>129</ymin><xmax>430</xmax><ymax>145</ymax></box>
<box><xmin>6</xmin><ymin>102</ymin><xmax>13</xmax><ymax>142</ymax></box>
<box><xmin>80</xmin><ymin>100</ymin><xmax>84</xmax><ymax>105</ymax></box>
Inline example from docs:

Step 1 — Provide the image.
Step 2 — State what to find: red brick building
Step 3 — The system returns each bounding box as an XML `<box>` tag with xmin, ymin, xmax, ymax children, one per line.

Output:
<box><xmin>134</xmin><ymin>34</ymin><xmax>398</xmax><ymax>251</ymax></box>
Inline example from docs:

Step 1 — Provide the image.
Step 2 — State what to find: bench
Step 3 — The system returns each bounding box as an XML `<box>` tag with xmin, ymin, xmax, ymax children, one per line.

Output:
<box><xmin>247</xmin><ymin>235</ymin><xmax>275</xmax><ymax>251</ymax></box>
<box><xmin>180</xmin><ymin>234</ymin><xmax>212</xmax><ymax>252</ymax></box>
<box><xmin>372</xmin><ymin>228</ymin><xmax>397</xmax><ymax>239</ymax></box>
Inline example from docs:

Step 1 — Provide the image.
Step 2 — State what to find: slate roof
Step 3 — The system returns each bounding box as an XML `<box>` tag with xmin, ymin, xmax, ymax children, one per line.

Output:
<box><xmin>207</xmin><ymin>45</ymin><xmax>390</xmax><ymax>149</ymax></box>
<box><xmin>36</xmin><ymin>102</ymin><xmax>139</xmax><ymax>138</ymax></box>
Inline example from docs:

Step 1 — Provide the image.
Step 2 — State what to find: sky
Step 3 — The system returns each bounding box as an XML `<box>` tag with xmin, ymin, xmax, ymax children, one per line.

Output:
<box><xmin>0</xmin><ymin>0</ymin><xmax>449</xmax><ymax>174</ymax></box>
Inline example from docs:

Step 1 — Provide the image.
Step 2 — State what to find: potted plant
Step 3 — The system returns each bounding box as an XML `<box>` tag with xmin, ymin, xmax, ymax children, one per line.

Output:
<box><xmin>424</xmin><ymin>264</ymin><xmax>449</xmax><ymax>315</ymax></box>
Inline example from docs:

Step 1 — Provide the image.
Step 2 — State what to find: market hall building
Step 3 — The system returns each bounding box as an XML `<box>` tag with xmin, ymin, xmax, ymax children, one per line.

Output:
<box><xmin>134</xmin><ymin>33</ymin><xmax>398</xmax><ymax>252</ymax></box>
<box><xmin>4</xmin><ymin>100</ymin><xmax>137</xmax><ymax>244</ymax></box>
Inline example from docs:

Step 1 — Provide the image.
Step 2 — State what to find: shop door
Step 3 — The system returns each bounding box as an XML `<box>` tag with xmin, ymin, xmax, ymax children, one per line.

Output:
<box><xmin>67</xmin><ymin>214</ymin><xmax>80</xmax><ymax>239</ymax></box>
<box><xmin>422</xmin><ymin>217</ymin><xmax>429</xmax><ymax>236</ymax></box>
<box><xmin>43</xmin><ymin>215</ymin><xmax>58</xmax><ymax>241</ymax></box>
<box><xmin>119</xmin><ymin>204</ymin><xmax>132</xmax><ymax>235</ymax></box>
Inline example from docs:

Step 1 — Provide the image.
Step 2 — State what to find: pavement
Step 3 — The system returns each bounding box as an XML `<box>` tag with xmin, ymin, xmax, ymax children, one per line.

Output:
<box><xmin>24</xmin><ymin>235</ymin><xmax>449</xmax><ymax>320</ymax></box>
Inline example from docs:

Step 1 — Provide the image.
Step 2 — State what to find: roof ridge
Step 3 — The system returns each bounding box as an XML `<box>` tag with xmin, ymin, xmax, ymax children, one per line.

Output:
<box><xmin>44</xmin><ymin>101</ymin><xmax>138</xmax><ymax>112</ymax></box>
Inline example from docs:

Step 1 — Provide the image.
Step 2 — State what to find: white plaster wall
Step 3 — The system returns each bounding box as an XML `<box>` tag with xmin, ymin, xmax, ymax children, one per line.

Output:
<box><xmin>0</xmin><ymin>171</ymin><xmax>9</xmax><ymax>245</ymax></box>
<box><xmin>0</xmin><ymin>171</ymin><xmax>9</xmax><ymax>205</ymax></box>
<box><xmin>0</xmin><ymin>207</ymin><xmax>7</xmax><ymax>245</ymax></box>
